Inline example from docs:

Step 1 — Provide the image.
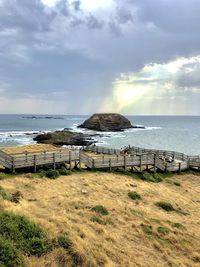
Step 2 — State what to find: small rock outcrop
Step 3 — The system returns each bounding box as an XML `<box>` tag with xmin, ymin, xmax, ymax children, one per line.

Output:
<box><xmin>78</xmin><ymin>113</ymin><xmax>144</xmax><ymax>131</ymax></box>
<box><xmin>34</xmin><ymin>131</ymin><xmax>92</xmax><ymax>146</ymax></box>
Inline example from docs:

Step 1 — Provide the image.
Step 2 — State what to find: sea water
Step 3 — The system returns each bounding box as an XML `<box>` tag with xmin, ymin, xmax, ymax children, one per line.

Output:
<box><xmin>0</xmin><ymin>114</ymin><xmax>200</xmax><ymax>155</ymax></box>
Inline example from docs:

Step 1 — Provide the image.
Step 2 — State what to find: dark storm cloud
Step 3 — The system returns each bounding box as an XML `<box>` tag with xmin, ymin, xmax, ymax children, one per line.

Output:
<box><xmin>0</xmin><ymin>0</ymin><xmax>200</xmax><ymax>114</ymax></box>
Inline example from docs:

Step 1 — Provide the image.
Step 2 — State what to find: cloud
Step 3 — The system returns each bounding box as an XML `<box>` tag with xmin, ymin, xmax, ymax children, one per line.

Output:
<box><xmin>101</xmin><ymin>56</ymin><xmax>200</xmax><ymax>115</ymax></box>
<box><xmin>0</xmin><ymin>0</ymin><xmax>200</xmax><ymax>114</ymax></box>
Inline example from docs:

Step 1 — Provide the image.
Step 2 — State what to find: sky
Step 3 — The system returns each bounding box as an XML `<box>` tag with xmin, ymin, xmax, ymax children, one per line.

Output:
<box><xmin>0</xmin><ymin>0</ymin><xmax>200</xmax><ymax>115</ymax></box>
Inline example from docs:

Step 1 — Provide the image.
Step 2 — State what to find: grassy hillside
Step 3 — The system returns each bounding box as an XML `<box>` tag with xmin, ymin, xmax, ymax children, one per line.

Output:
<box><xmin>0</xmin><ymin>170</ymin><xmax>200</xmax><ymax>267</ymax></box>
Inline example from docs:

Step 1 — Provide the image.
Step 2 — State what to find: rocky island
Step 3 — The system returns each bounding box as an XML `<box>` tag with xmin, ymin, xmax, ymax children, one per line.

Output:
<box><xmin>78</xmin><ymin>113</ymin><xmax>145</xmax><ymax>131</ymax></box>
<box><xmin>34</xmin><ymin>130</ymin><xmax>93</xmax><ymax>146</ymax></box>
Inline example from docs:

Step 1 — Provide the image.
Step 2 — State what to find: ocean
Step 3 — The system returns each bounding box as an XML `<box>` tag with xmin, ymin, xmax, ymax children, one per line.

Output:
<box><xmin>0</xmin><ymin>114</ymin><xmax>200</xmax><ymax>155</ymax></box>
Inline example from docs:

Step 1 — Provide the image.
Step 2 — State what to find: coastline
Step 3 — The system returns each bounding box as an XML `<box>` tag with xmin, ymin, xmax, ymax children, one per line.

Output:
<box><xmin>0</xmin><ymin>115</ymin><xmax>200</xmax><ymax>155</ymax></box>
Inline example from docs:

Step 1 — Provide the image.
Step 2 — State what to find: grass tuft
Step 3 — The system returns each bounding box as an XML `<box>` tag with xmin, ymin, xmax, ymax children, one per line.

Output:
<box><xmin>157</xmin><ymin>226</ymin><xmax>170</xmax><ymax>235</ymax></box>
<box><xmin>58</xmin><ymin>167</ymin><xmax>72</xmax><ymax>176</ymax></box>
<box><xmin>57</xmin><ymin>234</ymin><xmax>72</xmax><ymax>250</ymax></box>
<box><xmin>174</xmin><ymin>181</ymin><xmax>181</xmax><ymax>186</ymax></box>
<box><xmin>91</xmin><ymin>205</ymin><xmax>109</xmax><ymax>216</ymax></box>
<box><xmin>0</xmin><ymin>186</ymin><xmax>11</xmax><ymax>201</ymax></box>
<box><xmin>46</xmin><ymin>169</ymin><xmax>60</xmax><ymax>179</ymax></box>
<box><xmin>90</xmin><ymin>216</ymin><xmax>108</xmax><ymax>225</ymax></box>
<box><xmin>141</xmin><ymin>224</ymin><xmax>153</xmax><ymax>235</ymax></box>
<box><xmin>141</xmin><ymin>172</ymin><xmax>163</xmax><ymax>183</ymax></box>
<box><xmin>128</xmin><ymin>191</ymin><xmax>141</xmax><ymax>200</ymax></box>
<box><xmin>155</xmin><ymin>201</ymin><xmax>174</xmax><ymax>212</ymax></box>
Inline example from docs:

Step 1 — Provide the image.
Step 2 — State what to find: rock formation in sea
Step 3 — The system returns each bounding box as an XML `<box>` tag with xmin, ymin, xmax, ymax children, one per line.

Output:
<box><xmin>78</xmin><ymin>113</ymin><xmax>144</xmax><ymax>131</ymax></box>
<box><xmin>34</xmin><ymin>130</ymin><xmax>93</xmax><ymax>146</ymax></box>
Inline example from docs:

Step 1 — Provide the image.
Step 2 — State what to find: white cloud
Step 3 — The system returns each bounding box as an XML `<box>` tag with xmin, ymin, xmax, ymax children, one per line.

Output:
<box><xmin>101</xmin><ymin>56</ymin><xmax>200</xmax><ymax>115</ymax></box>
<box><xmin>41</xmin><ymin>0</ymin><xmax>60</xmax><ymax>7</ymax></box>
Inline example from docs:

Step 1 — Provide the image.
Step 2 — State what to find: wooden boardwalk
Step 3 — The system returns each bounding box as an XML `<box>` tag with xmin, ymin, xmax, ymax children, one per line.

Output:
<box><xmin>80</xmin><ymin>145</ymin><xmax>189</xmax><ymax>172</ymax></box>
<box><xmin>0</xmin><ymin>144</ymin><xmax>200</xmax><ymax>173</ymax></box>
<box><xmin>0</xmin><ymin>147</ymin><xmax>79</xmax><ymax>173</ymax></box>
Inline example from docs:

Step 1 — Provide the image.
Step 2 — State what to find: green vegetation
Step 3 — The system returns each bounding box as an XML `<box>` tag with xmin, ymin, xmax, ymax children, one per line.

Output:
<box><xmin>141</xmin><ymin>172</ymin><xmax>163</xmax><ymax>183</ymax></box>
<box><xmin>45</xmin><ymin>169</ymin><xmax>60</xmax><ymax>179</ymax></box>
<box><xmin>58</xmin><ymin>167</ymin><xmax>72</xmax><ymax>176</ymax></box>
<box><xmin>91</xmin><ymin>205</ymin><xmax>109</xmax><ymax>216</ymax></box>
<box><xmin>0</xmin><ymin>172</ymin><xmax>8</xmax><ymax>180</ymax></box>
<box><xmin>35</xmin><ymin>167</ymin><xmax>72</xmax><ymax>179</ymax></box>
<box><xmin>90</xmin><ymin>216</ymin><xmax>108</xmax><ymax>225</ymax></box>
<box><xmin>114</xmin><ymin>168</ymin><xmax>140</xmax><ymax>179</ymax></box>
<box><xmin>114</xmin><ymin>169</ymin><xmax>170</xmax><ymax>183</ymax></box>
<box><xmin>168</xmin><ymin>222</ymin><xmax>185</xmax><ymax>229</ymax></box>
<box><xmin>0</xmin><ymin>236</ymin><xmax>25</xmax><ymax>267</ymax></box>
<box><xmin>57</xmin><ymin>234</ymin><xmax>72</xmax><ymax>250</ymax></box>
<box><xmin>128</xmin><ymin>191</ymin><xmax>141</xmax><ymax>200</ymax></box>
<box><xmin>141</xmin><ymin>224</ymin><xmax>153</xmax><ymax>235</ymax></box>
<box><xmin>36</xmin><ymin>169</ymin><xmax>47</xmax><ymax>178</ymax></box>
<box><xmin>0</xmin><ymin>186</ymin><xmax>11</xmax><ymax>200</ymax></box>
<box><xmin>157</xmin><ymin>226</ymin><xmax>170</xmax><ymax>235</ymax></box>
<box><xmin>174</xmin><ymin>181</ymin><xmax>181</xmax><ymax>186</ymax></box>
<box><xmin>161</xmin><ymin>171</ymin><xmax>174</xmax><ymax>178</ymax></box>
<box><xmin>0</xmin><ymin>211</ymin><xmax>52</xmax><ymax>257</ymax></box>
<box><xmin>155</xmin><ymin>201</ymin><xmax>174</xmax><ymax>212</ymax></box>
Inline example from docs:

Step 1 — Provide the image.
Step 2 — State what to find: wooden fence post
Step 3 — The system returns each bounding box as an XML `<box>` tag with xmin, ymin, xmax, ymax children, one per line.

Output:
<box><xmin>92</xmin><ymin>159</ymin><xmax>95</xmax><ymax>169</ymax></box>
<box><xmin>124</xmin><ymin>155</ymin><xmax>127</xmax><ymax>170</ymax></box>
<box><xmin>198</xmin><ymin>156</ymin><xmax>200</xmax><ymax>171</ymax></box>
<box><xmin>140</xmin><ymin>155</ymin><xmax>142</xmax><ymax>172</ymax></box>
<box><xmin>53</xmin><ymin>153</ymin><xmax>56</xmax><ymax>170</ymax></box>
<box><xmin>69</xmin><ymin>151</ymin><xmax>72</xmax><ymax>169</ymax></box>
<box><xmin>187</xmin><ymin>156</ymin><xmax>190</xmax><ymax>170</ymax></box>
<box><xmin>12</xmin><ymin>157</ymin><xmax>15</xmax><ymax>173</ymax></box>
<box><xmin>116</xmin><ymin>155</ymin><xmax>118</xmax><ymax>163</ymax></box>
<box><xmin>79</xmin><ymin>150</ymin><xmax>82</xmax><ymax>169</ymax></box>
<box><xmin>154</xmin><ymin>154</ymin><xmax>157</xmax><ymax>173</ymax></box>
<box><xmin>178</xmin><ymin>162</ymin><xmax>181</xmax><ymax>173</ymax></box>
<box><xmin>34</xmin><ymin>155</ymin><xmax>37</xmax><ymax>173</ymax></box>
<box><xmin>109</xmin><ymin>158</ymin><xmax>112</xmax><ymax>171</ymax></box>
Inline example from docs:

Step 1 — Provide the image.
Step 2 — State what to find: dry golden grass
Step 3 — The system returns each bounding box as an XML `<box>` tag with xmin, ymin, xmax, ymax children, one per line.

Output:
<box><xmin>1</xmin><ymin>144</ymin><xmax>60</xmax><ymax>155</ymax></box>
<box><xmin>0</xmin><ymin>171</ymin><xmax>200</xmax><ymax>267</ymax></box>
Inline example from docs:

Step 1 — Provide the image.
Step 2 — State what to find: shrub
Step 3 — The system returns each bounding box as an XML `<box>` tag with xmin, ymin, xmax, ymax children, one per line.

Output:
<box><xmin>91</xmin><ymin>205</ymin><xmax>109</xmax><ymax>216</ymax></box>
<box><xmin>155</xmin><ymin>201</ymin><xmax>174</xmax><ymax>212</ymax></box>
<box><xmin>57</xmin><ymin>234</ymin><xmax>72</xmax><ymax>250</ymax></box>
<box><xmin>0</xmin><ymin>211</ymin><xmax>51</xmax><ymax>256</ymax></box>
<box><xmin>141</xmin><ymin>172</ymin><xmax>163</xmax><ymax>183</ymax></box>
<box><xmin>141</xmin><ymin>172</ymin><xmax>154</xmax><ymax>182</ymax></box>
<box><xmin>0</xmin><ymin>236</ymin><xmax>25</xmax><ymax>267</ymax></box>
<box><xmin>90</xmin><ymin>216</ymin><xmax>107</xmax><ymax>225</ymax></box>
<box><xmin>37</xmin><ymin>169</ymin><xmax>47</xmax><ymax>178</ymax></box>
<box><xmin>141</xmin><ymin>224</ymin><xmax>153</xmax><ymax>235</ymax></box>
<box><xmin>157</xmin><ymin>226</ymin><xmax>170</xmax><ymax>235</ymax></box>
<box><xmin>171</xmin><ymin>222</ymin><xmax>184</xmax><ymax>229</ymax></box>
<box><xmin>128</xmin><ymin>191</ymin><xmax>141</xmax><ymax>200</ymax></box>
<box><xmin>153</xmin><ymin>173</ymin><xmax>163</xmax><ymax>182</ymax></box>
<box><xmin>174</xmin><ymin>181</ymin><xmax>181</xmax><ymax>186</ymax></box>
<box><xmin>46</xmin><ymin>169</ymin><xmax>60</xmax><ymax>179</ymax></box>
<box><xmin>0</xmin><ymin>186</ymin><xmax>11</xmax><ymax>201</ymax></box>
<box><xmin>59</xmin><ymin>167</ymin><xmax>72</xmax><ymax>176</ymax></box>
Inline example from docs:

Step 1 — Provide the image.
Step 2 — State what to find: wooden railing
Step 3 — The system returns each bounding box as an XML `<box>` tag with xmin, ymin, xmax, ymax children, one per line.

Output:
<box><xmin>0</xmin><ymin>144</ymin><xmax>200</xmax><ymax>172</ymax></box>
